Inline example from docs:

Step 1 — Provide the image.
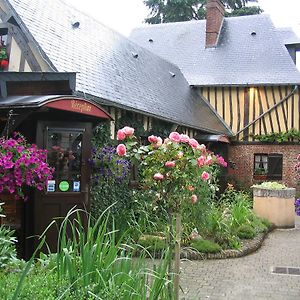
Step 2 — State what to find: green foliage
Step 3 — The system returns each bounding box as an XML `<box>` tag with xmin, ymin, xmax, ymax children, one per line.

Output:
<box><xmin>146</xmin><ymin>119</ymin><xmax>173</xmax><ymax>139</ymax></box>
<box><xmin>117</xmin><ymin>111</ymin><xmax>146</xmax><ymax>137</ymax></box>
<box><xmin>138</xmin><ymin>235</ymin><xmax>167</xmax><ymax>252</ymax></box>
<box><xmin>5</xmin><ymin>209</ymin><xmax>172</xmax><ymax>300</ymax></box>
<box><xmin>253</xmin><ymin>128</ymin><xmax>300</xmax><ymax>143</ymax></box>
<box><xmin>236</xmin><ymin>224</ymin><xmax>256</xmax><ymax>239</ymax></box>
<box><xmin>252</xmin><ymin>181</ymin><xmax>287</xmax><ymax>190</ymax></box>
<box><xmin>92</xmin><ymin>122</ymin><xmax>111</xmax><ymax>146</ymax></box>
<box><xmin>144</xmin><ymin>0</ymin><xmax>261</xmax><ymax>24</ymax></box>
<box><xmin>0</xmin><ymin>225</ymin><xmax>18</xmax><ymax>269</ymax></box>
<box><xmin>190</xmin><ymin>239</ymin><xmax>221</xmax><ymax>253</ymax></box>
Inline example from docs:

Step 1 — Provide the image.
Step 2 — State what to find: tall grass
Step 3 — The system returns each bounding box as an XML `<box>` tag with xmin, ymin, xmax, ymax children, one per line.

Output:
<box><xmin>12</xmin><ymin>207</ymin><xmax>172</xmax><ymax>300</ymax></box>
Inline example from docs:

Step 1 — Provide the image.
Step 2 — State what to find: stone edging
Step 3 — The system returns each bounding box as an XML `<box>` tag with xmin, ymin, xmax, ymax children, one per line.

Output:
<box><xmin>180</xmin><ymin>227</ymin><xmax>274</xmax><ymax>260</ymax></box>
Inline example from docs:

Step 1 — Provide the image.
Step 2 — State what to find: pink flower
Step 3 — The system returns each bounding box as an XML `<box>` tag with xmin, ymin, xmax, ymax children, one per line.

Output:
<box><xmin>187</xmin><ymin>185</ymin><xmax>194</xmax><ymax>191</ymax></box>
<box><xmin>177</xmin><ymin>151</ymin><xmax>184</xmax><ymax>159</ymax></box>
<box><xmin>165</xmin><ymin>161</ymin><xmax>176</xmax><ymax>168</ymax></box>
<box><xmin>153</xmin><ymin>137</ymin><xmax>163</xmax><ymax>148</ymax></box>
<box><xmin>217</xmin><ymin>156</ymin><xmax>228</xmax><ymax>167</ymax></box>
<box><xmin>148</xmin><ymin>135</ymin><xmax>158</xmax><ymax>143</ymax></box>
<box><xmin>188</xmin><ymin>138</ymin><xmax>199</xmax><ymax>149</ymax></box>
<box><xmin>201</xmin><ymin>171</ymin><xmax>210</xmax><ymax>181</ymax></box>
<box><xmin>197</xmin><ymin>155</ymin><xmax>206</xmax><ymax>167</ymax></box>
<box><xmin>116</xmin><ymin>144</ymin><xmax>127</xmax><ymax>156</ymax></box>
<box><xmin>197</xmin><ymin>144</ymin><xmax>206</xmax><ymax>152</ymax></box>
<box><xmin>180</xmin><ymin>134</ymin><xmax>189</xmax><ymax>143</ymax></box>
<box><xmin>123</xmin><ymin>126</ymin><xmax>135</xmax><ymax>136</ymax></box>
<box><xmin>169</xmin><ymin>132</ymin><xmax>181</xmax><ymax>143</ymax></box>
<box><xmin>205</xmin><ymin>155</ymin><xmax>213</xmax><ymax>165</ymax></box>
<box><xmin>153</xmin><ymin>173</ymin><xmax>164</xmax><ymax>180</ymax></box>
<box><xmin>191</xmin><ymin>194</ymin><xmax>198</xmax><ymax>204</ymax></box>
<box><xmin>117</xmin><ymin>129</ymin><xmax>126</xmax><ymax>141</ymax></box>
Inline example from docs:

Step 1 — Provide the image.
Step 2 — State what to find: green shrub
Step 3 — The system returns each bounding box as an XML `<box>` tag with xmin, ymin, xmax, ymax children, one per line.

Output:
<box><xmin>236</xmin><ymin>224</ymin><xmax>256</xmax><ymax>239</ymax></box>
<box><xmin>138</xmin><ymin>235</ymin><xmax>167</xmax><ymax>252</ymax></box>
<box><xmin>190</xmin><ymin>239</ymin><xmax>221</xmax><ymax>253</ymax></box>
<box><xmin>0</xmin><ymin>225</ymin><xmax>18</xmax><ymax>269</ymax></box>
<box><xmin>252</xmin><ymin>181</ymin><xmax>287</xmax><ymax>189</ymax></box>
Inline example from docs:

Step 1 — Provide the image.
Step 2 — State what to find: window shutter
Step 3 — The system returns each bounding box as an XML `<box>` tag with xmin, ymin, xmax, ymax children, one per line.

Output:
<box><xmin>268</xmin><ymin>154</ymin><xmax>283</xmax><ymax>180</ymax></box>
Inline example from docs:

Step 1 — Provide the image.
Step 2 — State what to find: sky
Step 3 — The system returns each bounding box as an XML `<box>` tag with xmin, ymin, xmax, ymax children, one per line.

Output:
<box><xmin>64</xmin><ymin>0</ymin><xmax>300</xmax><ymax>37</ymax></box>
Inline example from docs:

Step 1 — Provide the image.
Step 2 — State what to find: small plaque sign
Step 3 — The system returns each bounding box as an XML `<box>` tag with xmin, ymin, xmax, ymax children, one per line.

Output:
<box><xmin>59</xmin><ymin>181</ymin><xmax>69</xmax><ymax>192</ymax></box>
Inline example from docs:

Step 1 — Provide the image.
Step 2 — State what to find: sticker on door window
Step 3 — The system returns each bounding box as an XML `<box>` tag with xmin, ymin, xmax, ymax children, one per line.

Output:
<box><xmin>47</xmin><ymin>180</ymin><xmax>56</xmax><ymax>192</ymax></box>
<box><xmin>73</xmin><ymin>181</ymin><xmax>80</xmax><ymax>192</ymax></box>
<box><xmin>59</xmin><ymin>181</ymin><xmax>69</xmax><ymax>192</ymax></box>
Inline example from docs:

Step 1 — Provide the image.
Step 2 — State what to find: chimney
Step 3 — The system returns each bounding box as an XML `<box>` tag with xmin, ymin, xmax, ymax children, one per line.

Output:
<box><xmin>205</xmin><ymin>0</ymin><xmax>225</xmax><ymax>48</ymax></box>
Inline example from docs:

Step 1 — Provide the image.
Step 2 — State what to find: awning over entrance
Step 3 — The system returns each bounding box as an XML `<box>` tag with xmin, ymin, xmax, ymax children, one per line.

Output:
<box><xmin>0</xmin><ymin>95</ymin><xmax>112</xmax><ymax>120</ymax></box>
<box><xmin>196</xmin><ymin>134</ymin><xmax>230</xmax><ymax>143</ymax></box>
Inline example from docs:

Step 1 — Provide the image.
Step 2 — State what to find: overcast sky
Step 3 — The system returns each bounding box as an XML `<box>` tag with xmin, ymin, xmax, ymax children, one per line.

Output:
<box><xmin>64</xmin><ymin>0</ymin><xmax>300</xmax><ymax>37</ymax></box>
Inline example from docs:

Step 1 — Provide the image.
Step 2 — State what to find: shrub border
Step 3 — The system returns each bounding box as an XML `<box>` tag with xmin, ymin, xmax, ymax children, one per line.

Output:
<box><xmin>180</xmin><ymin>226</ymin><xmax>275</xmax><ymax>260</ymax></box>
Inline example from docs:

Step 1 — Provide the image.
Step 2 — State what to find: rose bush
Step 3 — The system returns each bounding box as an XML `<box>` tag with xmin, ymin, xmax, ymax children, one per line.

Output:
<box><xmin>0</xmin><ymin>133</ymin><xmax>54</xmax><ymax>198</ymax></box>
<box><xmin>116</xmin><ymin>126</ymin><xmax>227</xmax><ymax>299</ymax></box>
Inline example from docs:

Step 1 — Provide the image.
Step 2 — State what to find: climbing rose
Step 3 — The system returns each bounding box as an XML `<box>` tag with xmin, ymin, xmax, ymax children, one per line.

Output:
<box><xmin>201</xmin><ymin>171</ymin><xmax>210</xmax><ymax>181</ymax></box>
<box><xmin>187</xmin><ymin>185</ymin><xmax>195</xmax><ymax>191</ymax></box>
<box><xmin>154</xmin><ymin>137</ymin><xmax>163</xmax><ymax>148</ymax></box>
<box><xmin>205</xmin><ymin>155</ymin><xmax>213</xmax><ymax>165</ymax></box>
<box><xmin>148</xmin><ymin>135</ymin><xmax>158</xmax><ymax>143</ymax></box>
<box><xmin>123</xmin><ymin>126</ymin><xmax>134</xmax><ymax>136</ymax></box>
<box><xmin>191</xmin><ymin>194</ymin><xmax>198</xmax><ymax>204</ymax></box>
<box><xmin>217</xmin><ymin>156</ymin><xmax>228</xmax><ymax>167</ymax></box>
<box><xmin>169</xmin><ymin>132</ymin><xmax>181</xmax><ymax>143</ymax></box>
<box><xmin>180</xmin><ymin>134</ymin><xmax>189</xmax><ymax>143</ymax></box>
<box><xmin>116</xmin><ymin>144</ymin><xmax>126</xmax><ymax>156</ymax></box>
<box><xmin>165</xmin><ymin>161</ymin><xmax>176</xmax><ymax>168</ymax></box>
<box><xmin>197</xmin><ymin>155</ymin><xmax>206</xmax><ymax>167</ymax></box>
<box><xmin>177</xmin><ymin>151</ymin><xmax>184</xmax><ymax>159</ymax></box>
<box><xmin>188</xmin><ymin>138</ymin><xmax>199</xmax><ymax>149</ymax></box>
<box><xmin>117</xmin><ymin>129</ymin><xmax>126</xmax><ymax>141</ymax></box>
<box><xmin>153</xmin><ymin>173</ymin><xmax>164</xmax><ymax>180</ymax></box>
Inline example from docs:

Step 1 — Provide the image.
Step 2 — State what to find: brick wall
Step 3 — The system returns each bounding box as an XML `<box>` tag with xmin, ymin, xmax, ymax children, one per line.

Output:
<box><xmin>228</xmin><ymin>143</ymin><xmax>300</xmax><ymax>191</ymax></box>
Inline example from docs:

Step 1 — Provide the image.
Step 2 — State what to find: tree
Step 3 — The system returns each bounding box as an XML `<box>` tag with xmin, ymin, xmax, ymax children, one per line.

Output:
<box><xmin>144</xmin><ymin>0</ymin><xmax>262</xmax><ymax>24</ymax></box>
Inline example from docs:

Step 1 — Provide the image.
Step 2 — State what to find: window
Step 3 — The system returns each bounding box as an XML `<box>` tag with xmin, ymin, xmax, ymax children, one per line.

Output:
<box><xmin>254</xmin><ymin>153</ymin><xmax>283</xmax><ymax>180</ymax></box>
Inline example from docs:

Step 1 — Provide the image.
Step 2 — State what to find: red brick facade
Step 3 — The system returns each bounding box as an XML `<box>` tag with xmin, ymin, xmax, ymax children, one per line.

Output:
<box><xmin>228</xmin><ymin>143</ymin><xmax>300</xmax><ymax>191</ymax></box>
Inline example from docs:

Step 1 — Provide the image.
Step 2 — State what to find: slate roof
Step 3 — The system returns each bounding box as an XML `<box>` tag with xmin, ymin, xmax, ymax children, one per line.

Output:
<box><xmin>276</xmin><ymin>27</ymin><xmax>300</xmax><ymax>46</ymax></box>
<box><xmin>5</xmin><ymin>0</ymin><xmax>230</xmax><ymax>135</ymax></box>
<box><xmin>130</xmin><ymin>14</ymin><xmax>300</xmax><ymax>86</ymax></box>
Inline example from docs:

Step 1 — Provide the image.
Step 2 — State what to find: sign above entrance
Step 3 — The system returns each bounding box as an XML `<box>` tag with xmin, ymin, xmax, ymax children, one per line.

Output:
<box><xmin>45</xmin><ymin>98</ymin><xmax>111</xmax><ymax>119</ymax></box>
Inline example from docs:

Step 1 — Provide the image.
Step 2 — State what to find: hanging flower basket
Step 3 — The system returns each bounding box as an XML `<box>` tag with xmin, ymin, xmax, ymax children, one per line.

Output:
<box><xmin>0</xmin><ymin>39</ymin><xmax>9</xmax><ymax>71</ymax></box>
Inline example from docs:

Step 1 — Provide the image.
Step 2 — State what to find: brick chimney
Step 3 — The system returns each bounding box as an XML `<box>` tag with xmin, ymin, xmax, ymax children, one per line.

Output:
<box><xmin>205</xmin><ymin>0</ymin><xmax>225</xmax><ymax>48</ymax></box>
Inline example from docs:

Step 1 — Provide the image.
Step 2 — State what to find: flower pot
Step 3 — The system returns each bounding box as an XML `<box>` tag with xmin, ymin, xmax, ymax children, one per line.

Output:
<box><xmin>0</xmin><ymin>193</ymin><xmax>22</xmax><ymax>228</ymax></box>
<box><xmin>253</xmin><ymin>187</ymin><xmax>296</xmax><ymax>228</ymax></box>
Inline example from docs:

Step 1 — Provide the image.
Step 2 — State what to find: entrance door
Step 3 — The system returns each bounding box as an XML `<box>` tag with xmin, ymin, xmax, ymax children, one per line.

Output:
<box><xmin>35</xmin><ymin>121</ymin><xmax>92</xmax><ymax>251</ymax></box>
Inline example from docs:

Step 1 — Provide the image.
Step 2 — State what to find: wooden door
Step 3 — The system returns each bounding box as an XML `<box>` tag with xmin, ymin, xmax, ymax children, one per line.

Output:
<box><xmin>35</xmin><ymin>121</ymin><xmax>92</xmax><ymax>251</ymax></box>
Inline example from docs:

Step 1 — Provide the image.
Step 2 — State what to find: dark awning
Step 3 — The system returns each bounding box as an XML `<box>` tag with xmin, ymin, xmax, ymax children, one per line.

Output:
<box><xmin>0</xmin><ymin>95</ymin><xmax>112</xmax><ymax>120</ymax></box>
<box><xmin>196</xmin><ymin>134</ymin><xmax>230</xmax><ymax>143</ymax></box>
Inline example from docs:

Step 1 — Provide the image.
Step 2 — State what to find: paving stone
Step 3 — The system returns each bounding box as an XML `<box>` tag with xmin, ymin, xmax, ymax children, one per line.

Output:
<box><xmin>179</xmin><ymin>215</ymin><xmax>300</xmax><ymax>299</ymax></box>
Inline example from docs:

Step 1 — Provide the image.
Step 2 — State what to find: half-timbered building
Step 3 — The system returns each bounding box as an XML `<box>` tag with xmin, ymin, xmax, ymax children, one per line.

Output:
<box><xmin>131</xmin><ymin>0</ymin><xmax>300</xmax><ymax>189</ymax></box>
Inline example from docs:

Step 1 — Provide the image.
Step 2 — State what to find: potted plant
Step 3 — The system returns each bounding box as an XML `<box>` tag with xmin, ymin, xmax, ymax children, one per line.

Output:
<box><xmin>253</xmin><ymin>167</ymin><xmax>268</xmax><ymax>181</ymax></box>
<box><xmin>0</xmin><ymin>133</ymin><xmax>54</xmax><ymax>226</ymax></box>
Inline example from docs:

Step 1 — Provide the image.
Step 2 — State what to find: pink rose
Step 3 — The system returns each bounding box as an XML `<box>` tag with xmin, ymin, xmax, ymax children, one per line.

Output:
<box><xmin>177</xmin><ymin>151</ymin><xmax>184</xmax><ymax>159</ymax></box>
<box><xmin>164</xmin><ymin>138</ymin><xmax>171</xmax><ymax>144</ymax></box>
<box><xmin>117</xmin><ymin>129</ymin><xmax>126</xmax><ymax>141</ymax></box>
<box><xmin>165</xmin><ymin>161</ymin><xmax>176</xmax><ymax>168</ymax></box>
<box><xmin>188</xmin><ymin>138</ymin><xmax>199</xmax><ymax>149</ymax></box>
<box><xmin>116</xmin><ymin>144</ymin><xmax>126</xmax><ymax>156</ymax></box>
<box><xmin>191</xmin><ymin>194</ymin><xmax>198</xmax><ymax>204</ymax></box>
<box><xmin>155</xmin><ymin>137</ymin><xmax>163</xmax><ymax>147</ymax></box>
<box><xmin>169</xmin><ymin>132</ymin><xmax>181</xmax><ymax>143</ymax></box>
<box><xmin>187</xmin><ymin>185</ymin><xmax>194</xmax><ymax>191</ymax></box>
<box><xmin>153</xmin><ymin>173</ymin><xmax>164</xmax><ymax>180</ymax></box>
<box><xmin>148</xmin><ymin>135</ymin><xmax>158</xmax><ymax>143</ymax></box>
<box><xmin>197</xmin><ymin>155</ymin><xmax>206</xmax><ymax>167</ymax></box>
<box><xmin>197</xmin><ymin>144</ymin><xmax>206</xmax><ymax>152</ymax></box>
<box><xmin>217</xmin><ymin>156</ymin><xmax>228</xmax><ymax>167</ymax></box>
<box><xmin>201</xmin><ymin>171</ymin><xmax>210</xmax><ymax>181</ymax></box>
<box><xmin>205</xmin><ymin>155</ymin><xmax>213</xmax><ymax>165</ymax></box>
<box><xmin>123</xmin><ymin>126</ymin><xmax>135</xmax><ymax>136</ymax></box>
<box><xmin>180</xmin><ymin>134</ymin><xmax>189</xmax><ymax>143</ymax></box>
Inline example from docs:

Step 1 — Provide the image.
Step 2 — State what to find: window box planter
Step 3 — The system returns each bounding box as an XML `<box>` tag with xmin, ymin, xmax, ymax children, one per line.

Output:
<box><xmin>253</xmin><ymin>186</ymin><xmax>296</xmax><ymax>228</ymax></box>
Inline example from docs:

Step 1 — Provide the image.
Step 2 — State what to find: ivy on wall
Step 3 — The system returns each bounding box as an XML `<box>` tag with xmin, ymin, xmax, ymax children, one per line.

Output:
<box><xmin>253</xmin><ymin>128</ymin><xmax>300</xmax><ymax>143</ymax></box>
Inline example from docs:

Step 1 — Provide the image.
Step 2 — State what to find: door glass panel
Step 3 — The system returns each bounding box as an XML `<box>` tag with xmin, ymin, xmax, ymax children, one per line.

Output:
<box><xmin>46</xmin><ymin>128</ymin><xmax>83</xmax><ymax>192</ymax></box>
